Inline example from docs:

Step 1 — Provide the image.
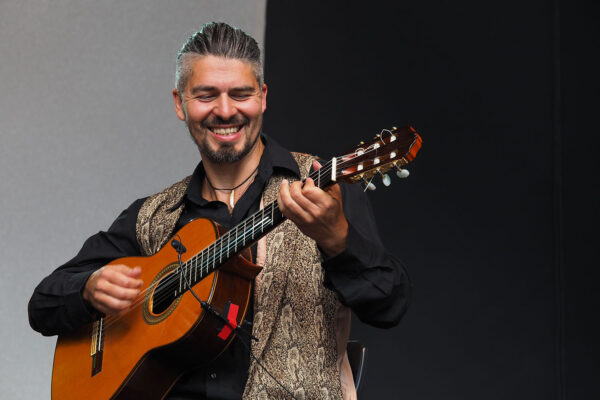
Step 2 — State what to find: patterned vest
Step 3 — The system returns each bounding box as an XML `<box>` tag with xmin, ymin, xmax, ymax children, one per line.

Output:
<box><xmin>135</xmin><ymin>153</ymin><xmax>343</xmax><ymax>399</ymax></box>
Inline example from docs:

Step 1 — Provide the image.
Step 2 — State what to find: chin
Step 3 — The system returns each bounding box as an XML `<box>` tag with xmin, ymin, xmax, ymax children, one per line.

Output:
<box><xmin>199</xmin><ymin>141</ymin><xmax>251</xmax><ymax>164</ymax></box>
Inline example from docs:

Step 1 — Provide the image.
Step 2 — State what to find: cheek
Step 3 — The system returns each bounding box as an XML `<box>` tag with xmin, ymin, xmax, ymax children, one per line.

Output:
<box><xmin>185</xmin><ymin>102</ymin><xmax>211</xmax><ymax>122</ymax></box>
<box><xmin>242</xmin><ymin>101</ymin><xmax>265</xmax><ymax>120</ymax></box>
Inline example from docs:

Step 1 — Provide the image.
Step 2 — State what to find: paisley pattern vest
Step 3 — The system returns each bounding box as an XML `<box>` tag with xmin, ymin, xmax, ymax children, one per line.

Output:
<box><xmin>135</xmin><ymin>153</ymin><xmax>343</xmax><ymax>399</ymax></box>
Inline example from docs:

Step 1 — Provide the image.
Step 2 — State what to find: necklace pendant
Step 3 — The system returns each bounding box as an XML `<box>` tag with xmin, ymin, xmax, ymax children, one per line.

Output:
<box><xmin>229</xmin><ymin>189</ymin><xmax>235</xmax><ymax>209</ymax></box>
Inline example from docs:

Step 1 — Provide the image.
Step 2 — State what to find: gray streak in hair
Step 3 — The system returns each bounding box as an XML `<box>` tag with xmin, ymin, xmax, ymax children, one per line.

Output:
<box><xmin>175</xmin><ymin>22</ymin><xmax>263</xmax><ymax>96</ymax></box>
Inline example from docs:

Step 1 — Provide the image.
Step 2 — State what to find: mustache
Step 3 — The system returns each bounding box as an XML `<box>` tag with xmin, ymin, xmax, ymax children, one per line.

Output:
<box><xmin>201</xmin><ymin>115</ymin><xmax>249</xmax><ymax>128</ymax></box>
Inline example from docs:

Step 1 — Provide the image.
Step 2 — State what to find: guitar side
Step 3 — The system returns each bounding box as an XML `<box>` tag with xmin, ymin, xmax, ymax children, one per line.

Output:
<box><xmin>51</xmin><ymin>218</ymin><xmax>261</xmax><ymax>400</ymax></box>
<box><xmin>49</xmin><ymin>125</ymin><xmax>422</xmax><ymax>399</ymax></box>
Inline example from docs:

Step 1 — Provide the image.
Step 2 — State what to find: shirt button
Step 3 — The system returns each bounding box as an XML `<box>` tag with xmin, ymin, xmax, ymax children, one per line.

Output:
<box><xmin>210</xmin><ymin>372</ymin><xmax>217</xmax><ymax>379</ymax></box>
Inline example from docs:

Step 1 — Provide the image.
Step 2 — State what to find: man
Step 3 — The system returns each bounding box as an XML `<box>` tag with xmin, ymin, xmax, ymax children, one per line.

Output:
<box><xmin>28</xmin><ymin>22</ymin><xmax>410</xmax><ymax>399</ymax></box>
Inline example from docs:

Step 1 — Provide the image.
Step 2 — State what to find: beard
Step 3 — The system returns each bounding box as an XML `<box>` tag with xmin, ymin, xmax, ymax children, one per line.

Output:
<box><xmin>199</xmin><ymin>134</ymin><xmax>258</xmax><ymax>163</ymax></box>
<box><xmin>189</xmin><ymin>114</ymin><xmax>262</xmax><ymax>164</ymax></box>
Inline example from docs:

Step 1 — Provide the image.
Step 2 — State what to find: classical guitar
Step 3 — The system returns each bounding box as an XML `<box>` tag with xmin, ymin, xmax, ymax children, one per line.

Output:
<box><xmin>51</xmin><ymin>126</ymin><xmax>422</xmax><ymax>400</ymax></box>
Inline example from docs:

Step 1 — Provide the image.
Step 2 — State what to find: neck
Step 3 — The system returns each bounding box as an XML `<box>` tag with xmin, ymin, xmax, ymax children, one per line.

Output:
<box><xmin>201</xmin><ymin>139</ymin><xmax>264</xmax><ymax>205</ymax></box>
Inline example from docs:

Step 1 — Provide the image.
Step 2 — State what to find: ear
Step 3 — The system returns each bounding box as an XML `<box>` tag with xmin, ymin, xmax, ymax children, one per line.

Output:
<box><xmin>261</xmin><ymin>84</ymin><xmax>268</xmax><ymax>113</ymax></box>
<box><xmin>173</xmin><ymin>89</ymin><xmax>186</xmax><ymax>121</ymax></box>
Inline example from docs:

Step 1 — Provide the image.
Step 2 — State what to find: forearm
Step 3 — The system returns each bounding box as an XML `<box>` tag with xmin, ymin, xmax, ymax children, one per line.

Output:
<box><xmin>28</xmin><ymin>198</ymin><xmax>145</xmax><ymax>336</ymax></box>
<box><xmin>28</xmin><ymin>266</ymin><xmax>99</xmax><ymax>336</ymax></box>
<box><xmin>322</xmin><ymin>222</ymin><xmax>411</xmax><ymax>328</ymax></box>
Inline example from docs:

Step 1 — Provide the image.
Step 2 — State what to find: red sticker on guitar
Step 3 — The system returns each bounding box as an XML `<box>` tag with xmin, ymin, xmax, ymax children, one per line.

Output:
<box><xmin>217</xmin><ymin>303</ymin><xmax>239</xmax><ymax>340</ymax></box>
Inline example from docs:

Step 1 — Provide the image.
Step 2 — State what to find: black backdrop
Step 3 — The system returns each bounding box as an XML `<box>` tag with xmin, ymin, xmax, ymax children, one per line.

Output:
<box><xmin>263</xmin><ymin>1</ymin><xmax>598</xmax><ymax>398</ymax></box>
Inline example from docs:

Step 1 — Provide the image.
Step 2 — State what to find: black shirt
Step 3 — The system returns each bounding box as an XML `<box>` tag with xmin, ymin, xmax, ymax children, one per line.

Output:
<box><xmin>28</xmin><ymin>134</ymin><xmax>411</xmax><ymax>399</ymax></box>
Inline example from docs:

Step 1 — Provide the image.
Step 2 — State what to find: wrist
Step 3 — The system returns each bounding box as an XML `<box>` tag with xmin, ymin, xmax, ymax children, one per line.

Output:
<box><xmin>319</xmin><ymin>220</ymin><xmax>348</xmax><ymax>257</ymax></box>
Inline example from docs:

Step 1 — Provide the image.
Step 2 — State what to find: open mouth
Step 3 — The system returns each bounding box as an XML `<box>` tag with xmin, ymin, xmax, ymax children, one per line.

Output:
<box><xmin>207</xmin><ymin>124</ymin><xmax>245</xmax><ymax>142</ymax></box>
<box><xmin>210</xmin><ymin>126</ymin><xmax>242</xmax><ymax>136</ymax></box>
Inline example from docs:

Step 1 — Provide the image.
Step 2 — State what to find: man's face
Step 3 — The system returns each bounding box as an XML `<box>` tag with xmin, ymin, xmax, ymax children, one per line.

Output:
<box><xmin>173</xmin><ymin>55</ymin><xmax>267</xmax><ymax>164</ymax></box>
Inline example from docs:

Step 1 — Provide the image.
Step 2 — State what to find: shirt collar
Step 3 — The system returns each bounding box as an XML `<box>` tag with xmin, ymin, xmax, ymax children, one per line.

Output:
<box><xmin>177</xmin><ymin>133</ymin><xmax>300</xmax><ymax>208</ymax></box>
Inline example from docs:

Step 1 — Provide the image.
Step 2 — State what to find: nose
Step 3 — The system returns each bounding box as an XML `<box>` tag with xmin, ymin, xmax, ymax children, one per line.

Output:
<box><xmin>213</xmin><ymin>93</ymin><xmax>237</xmax><ymax>120</ymax></box>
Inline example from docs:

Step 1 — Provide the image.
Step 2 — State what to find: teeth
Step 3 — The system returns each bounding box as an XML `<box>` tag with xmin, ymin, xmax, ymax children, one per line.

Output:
<box><xmin>212</xmin><ymin>127</ymin><xmax>239</xmax><ymax>135</ymax></box>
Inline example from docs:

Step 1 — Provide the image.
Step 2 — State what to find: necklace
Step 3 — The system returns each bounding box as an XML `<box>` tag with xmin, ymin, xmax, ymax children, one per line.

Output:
<box><xmin>204</xmin><ymin>165</ymin><xmax>259</xmax><ymax>209</ymax></box>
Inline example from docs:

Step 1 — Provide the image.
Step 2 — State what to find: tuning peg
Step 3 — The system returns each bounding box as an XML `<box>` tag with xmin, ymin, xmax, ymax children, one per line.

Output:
<box><xmin>396</xmin><ymin>168</ymin><xmax>410</xmax><ymax>179</ymax></box>
<box><xmin>381</xmin><ymin>173</ymin><xmax>391</xmax><ymax>186</ymax></box>
<box><xmin>362</xmin><ymin>178</ymin><xmax>376</xmax><ymax>191</ymax></box>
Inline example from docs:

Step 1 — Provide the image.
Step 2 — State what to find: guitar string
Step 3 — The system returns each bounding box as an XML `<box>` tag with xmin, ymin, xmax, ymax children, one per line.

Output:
<box><xmin>102</xmin><ymin>215</ymin><xmax>274</xmax><ymax>330</ymax></box>
<box><xmin>101</xmin><ymin>212</ymin><xmax>275</xmax><ymax>330</ymax></box>
<box><xmin>100</xmin><ymin>142</ymin><xmax>395</xmax><ymax>332</ymax></box>
<box><xmin>100</xmin><ymin>143</ymin><xmax>388</xmax><ymax>331</ymax></box>
<box><xmin>101</xmin><ymin>156</ymin><xmax>333</xmax><ymax>329</ymax></box>
<box><xmin>101</xmin><ymin>137</ymin><xmax>399</xmax><ymax>331</ymax></box>
<box><xmin>101</xmin><ymin>194</ymin><xmax>284</xmax><ymax>328</ymax></box>
<box><xmin>101</xmin><ymin>160</ymin><xmax>337</xmax><ymax>330</ymax></box>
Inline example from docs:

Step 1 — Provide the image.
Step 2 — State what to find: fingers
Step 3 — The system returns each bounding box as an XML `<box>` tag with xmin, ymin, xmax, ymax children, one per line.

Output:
<box><xmin>84</xmin><ymin>264</ymin><xmax>143</xmax><ymax>315</ymax></box>
<box><xmin>103</xmin><ymin>265</ymin><xmax>143</xmax><ymax>288</ymax></box>
<box><xmin>282</xmin><ymin>179</ymin><xmax>322</xmax><ymax>218</ymax></box>
<box><xmin>277</xmin><ymin>176</ymin><xmax>348</xmax><ymax>256</ymax></box>
<box><xmin>278</xmin><ymin>179</ymin><xmax>328</xmax><ymax>226</ymax></box>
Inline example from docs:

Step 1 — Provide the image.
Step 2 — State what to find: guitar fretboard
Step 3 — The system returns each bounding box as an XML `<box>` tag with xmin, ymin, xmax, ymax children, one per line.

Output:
<box><xmin>171</xmin><ymin>159</ymin><xmax>336</xmax><ymax>297</ymax></box>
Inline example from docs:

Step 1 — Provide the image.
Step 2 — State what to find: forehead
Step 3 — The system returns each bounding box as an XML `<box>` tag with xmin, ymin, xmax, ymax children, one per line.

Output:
<box><xmin>185</xmin><ymin>55</ymin><xmax>258</xmax><ymax>91</ymax></box>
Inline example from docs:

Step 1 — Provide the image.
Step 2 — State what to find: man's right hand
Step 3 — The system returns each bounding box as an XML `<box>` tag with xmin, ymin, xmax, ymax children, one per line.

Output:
<box><xmin>82</xmin><ymin>265</ymin><xmax>143</xmax><ymax>315</ymax></box>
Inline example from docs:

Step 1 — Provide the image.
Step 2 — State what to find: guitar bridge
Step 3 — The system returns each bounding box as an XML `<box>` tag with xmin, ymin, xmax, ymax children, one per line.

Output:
<box><xmin>90</xmin><ymin>317</ymin><xmax>104</xmax><ymax>376</ymax></box>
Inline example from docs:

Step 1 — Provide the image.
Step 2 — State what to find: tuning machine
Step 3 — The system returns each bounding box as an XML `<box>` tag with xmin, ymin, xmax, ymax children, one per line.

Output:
<box><xmin>379</xmin><ymin>171</ymin><xmax>391</xmax><ymax>186</ymax></box>
<box><xmin>395</xmin><ymin>165</ymin><xmax>410</xmax><ymax>178</ymax></box>
<box><xmin>358</xmin><ymin>174</ymin><xmax>376</xmax><ymax>191</ymax></box>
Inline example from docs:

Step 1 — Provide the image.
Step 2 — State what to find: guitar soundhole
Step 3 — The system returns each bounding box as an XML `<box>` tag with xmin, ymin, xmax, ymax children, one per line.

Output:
<box><xmin>151</xmin><ymin>273</ymin><xmax>178</xmax><ymax>314</ymax></box>
<box><xmin>142</xmin><ymin>263</ymin><xmax>183</xmax><ymax>325</ymax></box>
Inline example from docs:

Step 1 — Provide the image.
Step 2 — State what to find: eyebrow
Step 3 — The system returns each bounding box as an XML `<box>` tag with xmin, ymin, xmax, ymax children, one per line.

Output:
<box><xmin>189</xmin><ymin>85</ymin><xmax>257</xmax><ymax>95</ymax></box>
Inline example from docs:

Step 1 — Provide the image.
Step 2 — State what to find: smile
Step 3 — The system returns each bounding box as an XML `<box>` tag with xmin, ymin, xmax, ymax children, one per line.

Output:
<box><xmin>211</xmin><ymin>126</ymin><xmax>241</xmax><ymax>135</ymax></box>
<box><xmin>208</xmin><ymin>125</ymin><xmax>244</xmax><ymax>142</ymax></box>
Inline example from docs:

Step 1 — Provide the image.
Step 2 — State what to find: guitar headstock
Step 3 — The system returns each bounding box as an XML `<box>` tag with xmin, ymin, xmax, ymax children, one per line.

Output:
<box><xmin>335</xmin><ymin>126</ymin><xmax>422</xmax><ymax>187</ymax></box>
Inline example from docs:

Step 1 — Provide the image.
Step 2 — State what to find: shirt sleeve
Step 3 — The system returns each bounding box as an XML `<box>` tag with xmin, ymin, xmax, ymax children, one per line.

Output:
<box><xmin>27</xmin><ymin>198</ymin><xmax>146</xmax><ymax>336</ymax></box>
<box><xmin>321</xmin><ymin>183</ymin><xmax>411</xmax><ymax>328</ymax></box>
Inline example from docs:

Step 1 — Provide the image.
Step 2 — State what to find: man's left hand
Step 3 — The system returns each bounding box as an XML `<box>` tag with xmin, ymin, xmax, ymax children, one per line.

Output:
<box><xmin>277</xmin><ymin>161</ymin><xmax>348</xmax><ymax>257</ymax></box>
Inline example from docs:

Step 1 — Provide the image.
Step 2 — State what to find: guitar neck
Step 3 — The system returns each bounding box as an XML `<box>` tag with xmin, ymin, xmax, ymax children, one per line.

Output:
<box><xmin>174</xmin><ymin>159</ymin><xmax>337</xmax><ymax>295</ymax></box>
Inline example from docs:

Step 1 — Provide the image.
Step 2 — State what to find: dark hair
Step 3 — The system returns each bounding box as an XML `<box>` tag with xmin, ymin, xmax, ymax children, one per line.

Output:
<box><xmin>175</xmin><ymin>22</ymin><xmax>263</xmax><ymax>94</ymax></box>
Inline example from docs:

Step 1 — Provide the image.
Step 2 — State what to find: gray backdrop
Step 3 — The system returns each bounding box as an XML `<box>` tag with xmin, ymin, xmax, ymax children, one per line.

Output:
<box><xmin>0</xmin><ymin>1</ymin><xmax>266</xmax><ymax>398</ymax></box>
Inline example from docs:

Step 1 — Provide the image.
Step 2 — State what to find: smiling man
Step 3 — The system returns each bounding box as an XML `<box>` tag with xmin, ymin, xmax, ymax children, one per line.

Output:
<box><xmin>28</xmin><ymin>22</ymin><xmax>410</xmax><ymax>399</ymax></box>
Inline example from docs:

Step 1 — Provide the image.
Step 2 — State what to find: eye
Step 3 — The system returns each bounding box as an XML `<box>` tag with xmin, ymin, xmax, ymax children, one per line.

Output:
<box><xmin>195</xmin><ymin>95</ymin><xmax>216</xmax><ymax>102</ymax></box>
<box><xmin>230</xmin><ymin>93</ymin><xmax>251</xmax><ymax>101</ymax></box>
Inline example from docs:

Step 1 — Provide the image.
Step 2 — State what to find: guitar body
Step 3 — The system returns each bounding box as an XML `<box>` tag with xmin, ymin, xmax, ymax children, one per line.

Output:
<box><xmin>48</xmin><ymin>125</ymin><xmax>422</xmax><ymax>399</ymax></box>
<box><xmin>51</xmin><ymin>218</ymin><xmax>262</xmax><ymax>400</ymax></box>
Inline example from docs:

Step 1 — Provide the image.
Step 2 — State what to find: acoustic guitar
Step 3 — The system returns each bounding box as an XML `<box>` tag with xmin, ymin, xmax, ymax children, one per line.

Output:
<box><xmin>51</xmin><ymin>126</ymin><xmax>422</xmax><ymax>399</ymax></box>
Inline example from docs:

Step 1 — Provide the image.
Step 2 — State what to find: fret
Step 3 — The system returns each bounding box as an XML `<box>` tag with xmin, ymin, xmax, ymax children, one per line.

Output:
<box><xmin>210</xmin><ymin>244</ymin><xmax>215</xmax><ymax>273</ymax></box>
<box><xmin>183</xmin><ymin>261</ymin><xmax>188</xmax><ymax>288</ymax></box>
<box><xmin>225</xmin><ymin>232</ymin><xmax>230</xmax><ymax>258</ymax></box>
<box><xmin>178</xmin><ymin>265</ymin><xmax>182</xmax><ymax>294</ymax></box>
<box><xmin>242</xmin><ymin>219</ymin><xmax>247</xmax><ymax>245</ymax></box>
<box><xmin>194</xmin><ymin>255</ymin><xmax>197</xmax><ymax>282</ymax></box>
<box><xmin>188</xmin><ymin>260</ymin><xmax>192</xmax><ymax>287</ymax></box>
<box><xmin>200</xmin><ymin>250</ymin><xmax>204</xmax><ymax>277</ymax></box>
<box><xmin>235</xmin><ymin>225</ymin><xmax>239</xmax><ymax>252</ymax></box>
<box><xmin>219</xmin><ymin>236</ymin><xmax>222</xmax><ymax>264</ymax></box>
<box><xmin>206</xmin><ymin>246</ymin><xmax>211</xmax><ymax>275</ymax></box>
<box><xmin>207</xmin><ymin>245</ymin><xmax>212</xmax><ymax>274</ymax></box>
